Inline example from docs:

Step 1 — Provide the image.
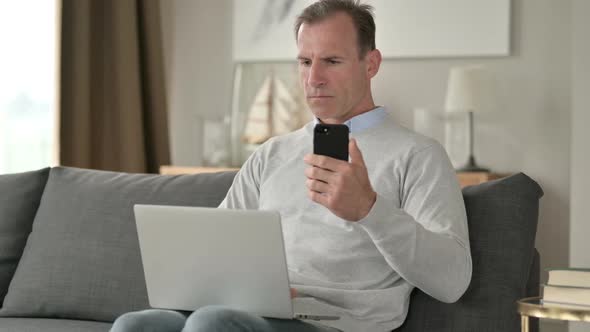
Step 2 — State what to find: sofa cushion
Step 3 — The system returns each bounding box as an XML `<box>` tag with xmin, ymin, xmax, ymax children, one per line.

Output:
<box><xmin>0</xmin><ymin>168</ymin><xmax>50</xmax><ymax>305</ymax></box>
<box><xmin>0</xmin><ymin>317</ymin><xmax>111</xmax><ymax>332</ymax></box>
<box><xmin>396</xmin><ymin>173</ymin><xmax>543</xmax><ymax>332</ymax></box>
<box><xmin>0</xmin><ymin>167</ymin><xmax>236</xmax><ymax>322</ymax></box>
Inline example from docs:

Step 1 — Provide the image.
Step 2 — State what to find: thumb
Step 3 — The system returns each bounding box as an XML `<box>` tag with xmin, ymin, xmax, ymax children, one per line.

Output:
<box><xmin>349</xmin><ymin>139</ymin><xmax>366</xmax><ymax>165</ymax></box>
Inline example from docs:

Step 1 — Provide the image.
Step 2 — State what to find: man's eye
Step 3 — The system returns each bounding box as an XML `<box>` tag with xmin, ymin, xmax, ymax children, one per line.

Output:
<box><xmin>328</xmin><ymin>60</ymin><xmax>340</xmax><ymax>65</ymax></box>
<box><xmin>299</xmin><ymin>60</ymin><xmax>311</xmax><ymax>66</ymax></box>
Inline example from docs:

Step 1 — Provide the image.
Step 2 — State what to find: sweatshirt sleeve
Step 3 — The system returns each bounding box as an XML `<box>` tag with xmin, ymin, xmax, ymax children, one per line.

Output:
<box><xmin>358</xmin><ymin>143</ymin><xmax>472</xmax><ymax>303</ymax></box>
<box><xmin>218</xmin><ymin>148</ymin><xmax>263</xmax><ymax>210</ymax></box>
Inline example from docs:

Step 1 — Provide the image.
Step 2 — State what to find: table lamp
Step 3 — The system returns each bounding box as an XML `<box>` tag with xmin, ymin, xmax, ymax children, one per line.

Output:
<box><xmin>445</xmin><ymin>65</ymin><xmax>491</xmax><ymax>172</ymax></box>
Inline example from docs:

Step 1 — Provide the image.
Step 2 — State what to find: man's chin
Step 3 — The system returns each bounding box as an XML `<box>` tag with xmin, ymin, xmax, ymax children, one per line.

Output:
<box><xmin>308</xmin><ymin>107</ymin><xmax>336</xmax><ymax>120</ymax></box>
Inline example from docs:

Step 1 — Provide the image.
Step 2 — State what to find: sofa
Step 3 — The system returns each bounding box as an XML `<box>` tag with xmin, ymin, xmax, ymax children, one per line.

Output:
<box><xmin>0</xmin><ymin>166</ymin><xmax>543</xmax><ymax>332</ymax></box>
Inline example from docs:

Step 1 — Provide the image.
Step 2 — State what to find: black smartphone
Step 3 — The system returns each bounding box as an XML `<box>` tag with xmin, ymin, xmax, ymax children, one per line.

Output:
<box><xmin>313</xmin><ymin>124</ymin><xmax>349</xmax><ymax>161</ymax></box>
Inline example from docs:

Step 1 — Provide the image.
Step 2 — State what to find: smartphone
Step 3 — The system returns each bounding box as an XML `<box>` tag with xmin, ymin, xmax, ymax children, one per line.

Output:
<box><xmin>313</xmin><ymin>124</ymin><xmax>349</xmax><ymax>161</ymax></box>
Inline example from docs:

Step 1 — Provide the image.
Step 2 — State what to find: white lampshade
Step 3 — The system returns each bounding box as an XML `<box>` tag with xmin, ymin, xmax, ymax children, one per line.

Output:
<box><xmin>445</xmin><ymin>65</ymin><xmax>492</xmax><ymax>113</ymax></box>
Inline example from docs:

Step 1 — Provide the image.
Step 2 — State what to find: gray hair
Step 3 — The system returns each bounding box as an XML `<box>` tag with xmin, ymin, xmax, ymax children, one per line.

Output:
<box><xmin>294</xmin><ymin>0</ymin><xmax>376</xmax><ymax>57</ymax></box>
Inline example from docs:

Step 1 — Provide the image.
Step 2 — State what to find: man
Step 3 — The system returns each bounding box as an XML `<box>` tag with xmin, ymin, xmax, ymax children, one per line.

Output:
<box><xmin>111</xmin><ymin>1</ymin><xmax>471</xmax><ymax>331</ymax></box>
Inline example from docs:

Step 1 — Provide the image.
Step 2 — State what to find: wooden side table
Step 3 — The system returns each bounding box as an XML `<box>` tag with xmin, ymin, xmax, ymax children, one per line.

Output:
<box><xmin>160</xmin><ymin>166</ymin><xmax>506</xmax><ymax>189</ymax></box>
<box><xmin>456</xmin><ymin>172</ymin><xmax>506</xmax><ymax>188</ymax></box>
<box><xmin>517</xmin><ymin>296</ymin><xmax>590</xmax><ymax>332</ymax></box>
<box><xmin>159</xmin><ymin>165</ymin><xmax>239</xmax><ymax>175</ymax></box>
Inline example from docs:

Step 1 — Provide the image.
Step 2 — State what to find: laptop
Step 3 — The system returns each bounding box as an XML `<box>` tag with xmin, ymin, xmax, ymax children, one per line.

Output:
<box><xmin>134</xmin><ymin>204</ymin><xmax>340</xmax><ymax>321</ymax></box>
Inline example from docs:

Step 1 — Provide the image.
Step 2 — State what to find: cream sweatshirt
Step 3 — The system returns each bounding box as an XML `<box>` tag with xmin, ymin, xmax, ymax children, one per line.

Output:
<box><xmin>219</xmin><ymin>108</ymin><xmax>472</xmax><ymax>332</ymax></box>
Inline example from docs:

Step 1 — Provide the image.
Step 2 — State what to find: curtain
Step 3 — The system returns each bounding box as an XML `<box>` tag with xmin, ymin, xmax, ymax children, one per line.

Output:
<box><xmin>59</xmin><ymin>0</ymin><xmax>170</xmax><ymax>173</ymax></box>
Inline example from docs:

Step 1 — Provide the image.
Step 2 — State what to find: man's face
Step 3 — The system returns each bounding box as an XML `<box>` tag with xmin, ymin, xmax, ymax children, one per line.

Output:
<box><xmin>296</xmin><ymin>12</ymin><xmax>379</xmax><ymax>124</ymax></box>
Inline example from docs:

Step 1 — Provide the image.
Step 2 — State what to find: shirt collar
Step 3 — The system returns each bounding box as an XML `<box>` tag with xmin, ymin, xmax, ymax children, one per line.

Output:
<box><xmin>313</xmin><ymin>106</ymin><xmax>386</xmax><ymax>133</ymax></box>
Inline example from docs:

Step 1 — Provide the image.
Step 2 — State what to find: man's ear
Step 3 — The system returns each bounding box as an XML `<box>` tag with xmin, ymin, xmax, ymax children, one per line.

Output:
<box><xmin>366</xmin><ymin>49</ymin><xmax>382</xmax><ymax>79</ymax></box>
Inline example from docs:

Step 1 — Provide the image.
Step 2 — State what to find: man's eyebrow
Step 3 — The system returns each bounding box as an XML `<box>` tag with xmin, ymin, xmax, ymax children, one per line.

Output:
<box><xmin>296</xmin><ymin>55</ymin><xmax>345</xmax><ymax>61</ymax></box>
<box><xmin>321</xmin><ymin>56</ymin><xmax>344</xmax><ymax>60</ymax></box>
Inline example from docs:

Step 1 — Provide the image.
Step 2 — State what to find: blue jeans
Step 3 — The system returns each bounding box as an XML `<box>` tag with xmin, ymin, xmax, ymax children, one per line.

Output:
<box><xmin>110</xmin><ymin>306</ymin><xmax>342</xmax><ymax>332</ymax></box>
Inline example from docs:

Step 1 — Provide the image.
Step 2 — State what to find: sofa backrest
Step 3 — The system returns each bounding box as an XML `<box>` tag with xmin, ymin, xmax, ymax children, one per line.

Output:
<box><xmin>0</xmin><ymin>168</ymin><xmax>50</xmax><ymax>305</ymax></box>
<box><xmin>0</xmin><ymin>167</ymin><xmax>236</xmax><ymax>322</ymax></box>
<box><xmin>397</xmin><ymin>173</ymin><xmax>543</xmax><ymax>332</ymax></box>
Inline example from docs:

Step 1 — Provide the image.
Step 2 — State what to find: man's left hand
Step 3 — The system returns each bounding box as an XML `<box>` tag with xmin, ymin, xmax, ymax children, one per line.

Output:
<box><xmin>304</xmin><ymin>139</ymin><xmax>376</xmax><ymax>222</ymax></box>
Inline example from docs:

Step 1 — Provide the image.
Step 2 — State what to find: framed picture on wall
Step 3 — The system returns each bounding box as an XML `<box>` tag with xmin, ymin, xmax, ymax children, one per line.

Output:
<box><xmin>233</xmin><ymin>0</ymin><xmax>511</xmax><ymax>62</ymax></box>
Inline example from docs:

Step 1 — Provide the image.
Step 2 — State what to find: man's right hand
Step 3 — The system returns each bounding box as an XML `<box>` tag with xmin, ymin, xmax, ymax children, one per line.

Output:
<box><xmin>290</xmin><ymin>288</ymin><xmax>298</xmax><ymax>298</ymax></box>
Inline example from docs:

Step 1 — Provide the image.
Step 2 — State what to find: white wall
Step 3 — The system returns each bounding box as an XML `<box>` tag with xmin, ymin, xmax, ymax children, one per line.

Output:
<box><xmin>162</xmin><ymin>1</ymin><xmax>579</xmax><ymax>331</ymax></box>
<box><xmin>161</xmin><ymin>0</ymin><xmax>233</xmax><ymax>166</ymax></box>
<box><xmin>569</xmin><ymin>0</ymin><xmax>590</xmax><ymax>331</ymax></box>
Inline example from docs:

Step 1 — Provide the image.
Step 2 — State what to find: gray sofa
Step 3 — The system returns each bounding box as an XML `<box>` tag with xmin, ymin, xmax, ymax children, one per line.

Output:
<box><xmin>0</xmin><ymin>167</ymin><xmax>542</xmax><ymax>332</ymax></box>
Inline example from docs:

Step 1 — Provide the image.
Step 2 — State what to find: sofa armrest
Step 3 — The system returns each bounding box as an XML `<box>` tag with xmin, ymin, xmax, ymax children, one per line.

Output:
<box><xmin>524</xmin><ymin>248</ymin><xmax>540</xmax><ymax>332</ymax></box>
<box><xmin>394</xmin><ymin>173</ymin><xmax>543</xmax><ymax>332</ymax></box>
<box><xmin>526</xmin><ymin>249</ymin><xmax>540</xmax><ymax>298</ymax></box>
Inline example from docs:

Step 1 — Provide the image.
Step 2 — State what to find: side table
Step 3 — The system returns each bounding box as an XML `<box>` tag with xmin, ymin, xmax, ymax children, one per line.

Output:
<box><xmin>160</xmin><ymin>166</ymin><xmax>509</xmax><ymax>189</ymax></box>
<box><xmin>456</xmin><ymin>172</ymin><xmax>506</xmax><ymax>188</ymax></box>
<box><xmin>159</xmin><ymin>165</ymin><xmax>239</xmax><ymax>175</ymax></box>
<box><xmin>517</xmin><ymin>296</ymin><xmax>590</xmax><ymax>332</ymax></box>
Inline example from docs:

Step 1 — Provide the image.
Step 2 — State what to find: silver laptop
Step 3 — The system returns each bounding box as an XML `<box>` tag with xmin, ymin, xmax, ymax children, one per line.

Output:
<box><xmin>134</xmin><ymin>204</ymin><xmax>339</xmax><ymax>321</ymax></box>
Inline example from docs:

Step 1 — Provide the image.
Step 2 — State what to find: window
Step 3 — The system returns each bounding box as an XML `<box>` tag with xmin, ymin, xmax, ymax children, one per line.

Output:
<box><xmin>0</xmin><ymin>0</ymin><xmax>58</xmax><ymax>174</ymax></box>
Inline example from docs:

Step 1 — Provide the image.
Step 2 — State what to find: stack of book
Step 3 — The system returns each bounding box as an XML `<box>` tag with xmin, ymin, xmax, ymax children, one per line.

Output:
<box><xmin>542</xmin><ymin>268</ymin><xmax>590</xmax><ymax>309</ymax></box>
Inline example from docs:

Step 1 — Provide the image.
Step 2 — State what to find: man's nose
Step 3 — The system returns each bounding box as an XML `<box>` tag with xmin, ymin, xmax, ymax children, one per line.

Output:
<box><xmin>307</xmin><ymin>63</ymin><xmax>326</xmax><ymax>87</ymax></box>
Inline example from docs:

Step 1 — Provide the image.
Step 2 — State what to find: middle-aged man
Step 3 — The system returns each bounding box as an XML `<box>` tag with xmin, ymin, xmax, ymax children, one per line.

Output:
<box><xmin>111</xmin><ymin>1</ymin><xmax>471</xmax><ymax>331</ymax></box>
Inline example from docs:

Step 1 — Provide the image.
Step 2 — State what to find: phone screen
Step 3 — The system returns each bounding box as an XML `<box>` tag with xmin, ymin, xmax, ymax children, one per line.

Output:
<box><xmin>313</xmin><ymin>124</ymin><xmax>349</xmax><ymax>161</ymax></box>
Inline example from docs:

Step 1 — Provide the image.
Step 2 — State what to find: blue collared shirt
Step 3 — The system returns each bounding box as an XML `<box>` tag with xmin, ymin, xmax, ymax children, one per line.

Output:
<box><xmin>313</xmin><ymin>106</ymin><xmax>387</xmax><ymax>133</ymax></box>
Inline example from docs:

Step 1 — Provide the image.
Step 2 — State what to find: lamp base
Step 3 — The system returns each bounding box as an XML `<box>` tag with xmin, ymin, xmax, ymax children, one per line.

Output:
<box><xmin>456</xmin><ymin>155</ymin><xmax>489</xmax><ymax>173</ymax></box>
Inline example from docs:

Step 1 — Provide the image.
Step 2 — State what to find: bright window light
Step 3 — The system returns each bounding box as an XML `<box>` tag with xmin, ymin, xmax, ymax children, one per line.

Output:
<box><xmin>0</xmin><ymin>0</ymin><xmax>58</xmax><ymax>174</ymax></box>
